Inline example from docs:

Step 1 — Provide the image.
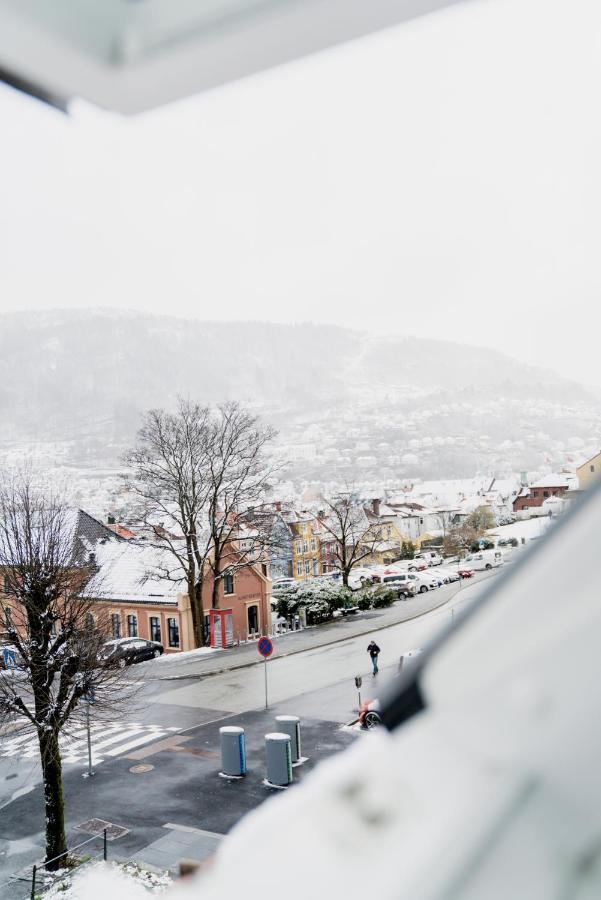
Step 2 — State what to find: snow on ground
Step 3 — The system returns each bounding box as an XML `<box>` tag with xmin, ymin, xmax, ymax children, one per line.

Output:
<box><xmin>41</xmin><ymin>860</ymin><xmax>172</xmax><ymax>898</ymax></box>
<box><xmin>156</xmin><ymin>646</ymin><xmax>218</xmax><ymax>662</ymax></box>
<box><xmin>488</xmin><ymin>517</ymin><xmax>556</xmax><ymax>543</ymax></box>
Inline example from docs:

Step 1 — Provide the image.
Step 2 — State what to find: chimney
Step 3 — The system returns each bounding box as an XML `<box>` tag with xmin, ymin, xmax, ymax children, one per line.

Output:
<box><xmin>275</xmin><ymin>501</ymin><xmax>282</xmax><ymax>512</ymax></box>
<box><xmin>372</xmin><ymin>498</ymin><xmax>381</xmax><ymax>517</ymax></box>
<box><xmin>107</xmin><ymin>514</ymin><xmax>116</xmax><ymax>525</ymax></box>
<box><xmin>88</xmin><ymin>551</ymin><xmax>96</xmax><ymax>566</ymax></box>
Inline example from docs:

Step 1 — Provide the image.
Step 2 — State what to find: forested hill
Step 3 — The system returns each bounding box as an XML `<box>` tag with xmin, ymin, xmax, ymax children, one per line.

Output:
<box><xmin>0</xmin><ymin>309</ymin><xmax>587</xmax><ymax>447</ymax></box>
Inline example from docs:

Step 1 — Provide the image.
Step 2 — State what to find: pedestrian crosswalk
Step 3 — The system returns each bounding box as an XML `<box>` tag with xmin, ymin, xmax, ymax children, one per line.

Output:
<box><xmin>0</xmin><ymin>722</ymin><xmax>180</xmax><ymax>766</ymax></box>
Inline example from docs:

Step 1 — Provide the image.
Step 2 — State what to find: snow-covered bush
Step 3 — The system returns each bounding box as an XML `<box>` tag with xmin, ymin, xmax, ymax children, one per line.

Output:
<box><xmin>275</xmin><ymin>580</ymin><xmax>353</xmax><ymax>622</ymax></box>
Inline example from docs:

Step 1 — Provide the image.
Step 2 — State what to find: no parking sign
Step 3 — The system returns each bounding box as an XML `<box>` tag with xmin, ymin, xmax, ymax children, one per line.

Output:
<box><xmin>258</xmin><ymin>636</ymin><xmax>273</xmax><ymax>708</ymax></box>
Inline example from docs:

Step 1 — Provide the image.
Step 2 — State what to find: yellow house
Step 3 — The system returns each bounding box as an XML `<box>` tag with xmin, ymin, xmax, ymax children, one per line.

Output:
<box><xmin>577</xmin><ymin>451</ymin><xmax>601</xmax><ymax>491</ymax></box>
<box><xmin>290</xmin><ymin>516</ymin><xmax>321</xmax><ymax>580</ymax></box>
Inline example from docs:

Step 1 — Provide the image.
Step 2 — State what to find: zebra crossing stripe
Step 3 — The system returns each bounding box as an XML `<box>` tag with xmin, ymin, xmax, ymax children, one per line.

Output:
<box><xmin>105</xmin><ymin>731</ymin><xmax>167</xmax><ymax>756</ymax></box>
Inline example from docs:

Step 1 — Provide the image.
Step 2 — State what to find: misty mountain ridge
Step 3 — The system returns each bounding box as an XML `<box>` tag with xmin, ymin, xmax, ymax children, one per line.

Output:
<box><xmin>0</xmin><ymin>309</ymin><xmax>592</xmax><ymax>459</ymax></box>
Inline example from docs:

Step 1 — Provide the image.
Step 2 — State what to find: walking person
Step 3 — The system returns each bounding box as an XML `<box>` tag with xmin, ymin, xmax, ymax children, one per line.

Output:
<box><xmin>367</xmin><ymin>640</ymin><xmax>381</xmax><ymax>676</ymax></box>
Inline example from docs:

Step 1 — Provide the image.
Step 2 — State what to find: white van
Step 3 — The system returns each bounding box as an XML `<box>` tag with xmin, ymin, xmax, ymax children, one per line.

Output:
<box><xmin>463</xmin><ymin>550</ymin><xmax>504</xmax><ymax>571</ymax></box>
<box><xmin>414</xmin><ymin>551</ymin><xmax>443</xmax><ymax>567</ymax></box>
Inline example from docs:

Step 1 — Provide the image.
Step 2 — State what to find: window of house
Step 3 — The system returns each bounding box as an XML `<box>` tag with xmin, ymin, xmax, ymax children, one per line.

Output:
<box><xmin>111</xmin><ymin>613</ymin><xmax>121</xmax><ymax>638</ymax></box>
<box><xmin>313</xmin><ymin>560</ymin><xmax>319</xmax><ymax>576</ymax></box>
<box><xmin>543</xmin><ymin>491</ymin><xmax>549</xmax><ymax>497</ymax></box>
<box><xmin>85</xmin><ymin>613</ymin><xmax>94</xmax><ymax>631</ymax></box>
<box><xmin>127</xmin><ymin>614</ymin><xmax>138</xmax><ymax>637</ymax></box>
<box><xmin>304</xmin><ymin>560</ymin><xmax>311</xmax><ymax>574</ymax></box>
<box><xmin>295</xmin><ymin>541</ymin><xmax>302</xmax><ymax>554</ymax></box>
<box><xmin>532</xmin><ymin>490</ymin><xmax>538</xmax><ymax>497</ymax></box>
<box><xmin>150</xmin><ymin>616</ymin><xmax>161</xmax><ymax>642</ymax></box>
<box><xmin>297</xmin><ymin>561</ymin><xmax>303</xmax><ymax>576</ymax></box>
<box><xmin>3</xmin><ymin>576</ymin><xmax>9</xmax><ymax>594</ymax></box>
<box><xmin>223</xmin><ymin>573</ymin><xmax>234</xmax><ymax>594</ymax></box>
<box><xmin>302</xmin><ymin>541</ymin><xmax>308</xmax><ymax>553</ymax></box>
<box><xmin>310</xmin><ymin>539</ymin><xmax>316</xmax><ymax>551</ymax></box>
<box><xmin>3</xmin><ymin>606</ymin><xmax>12</xmax><ymax>628</ymax></box>
<box><xmin>168</xmin><ymin>617</ymin><xmax>179</xmax><ymax>648</ymax></box>
<box><xmin>591</xmin><ymin>465</ymin><xmax>595</xmax><ymax>473</ymax></box>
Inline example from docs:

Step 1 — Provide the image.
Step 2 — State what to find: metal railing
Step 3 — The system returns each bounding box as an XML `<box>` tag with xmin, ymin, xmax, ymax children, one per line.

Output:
<box><xmin>0</xmin><ymin>829</ymin><xmax>108</xmax><ymax>899</ymax></box>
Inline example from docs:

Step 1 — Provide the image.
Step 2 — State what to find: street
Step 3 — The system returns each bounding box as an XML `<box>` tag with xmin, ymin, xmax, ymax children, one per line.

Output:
<box><xmin>0</xmin><ymin>573</ymin><xmax>493</xmax><ymax>891</ymax></box>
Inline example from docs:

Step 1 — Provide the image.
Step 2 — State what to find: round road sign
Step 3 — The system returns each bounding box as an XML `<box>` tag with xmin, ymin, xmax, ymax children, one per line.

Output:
<box><xmin>258</xmin><ymin>636</ymin><xmax>273</xmax><ymax>658</ymax></box>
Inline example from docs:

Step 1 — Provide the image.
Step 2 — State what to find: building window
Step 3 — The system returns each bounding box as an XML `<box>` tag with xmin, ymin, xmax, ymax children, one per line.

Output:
<box><xmin>543</xmin><ymin>491</ymin><xmax>549</xmax><ymax>497</ymax></box>
<box><xmin>168</xmin><ymin>617</ymin><xmax>180</xmax><ymax>648</ymax></box>
<box><xmin>85</xmin><ymin>613</ymin><xmax>94</xmax><ymax>631</ymax></box>
<box><xmin>111</xmin><ymin>613</ymin><xmax>121</xmax><ymax>638</ymax></box>
<box><xmin>127</xmin><ymin>614</ymin><xmax>138</xmax><ymax>637</ymax></box>
<box><xmin>302</xmin><ymin>541</ymin><xmax>308</xmax><ymax>553</ymax></box>
<box><xmin>310</xmin><ymin>539</ymin><xmax>316</xmax><ymax>551</ymax></box>
<box><xmin>297</xmin><ymin>561</ymin><xmax>303</xmax><ymax>576</ymax></box>
<box><xmin>304</xmin><ymin>560</ymin><xmax>311</xmax><ymax>574</ymax></box>
<box><xmin>223</xmin><ymin>573</ymin><xmax>234</xmax><ymax>594</ymax></box>
<box><xmin>295</xmin><ymin>541</ymin><xmax>302</xmax><ymax>554</ymax></box>
<box><xmin>149</xmin><ymin>616</ymin><xmax>161</xmax><ymax>643</ymax></box>
<box><xmin>313</xmin><ymin>560</ymin><xmax>319</xmax><ymax>576</ymax></box>
<box><xmin>3</xmin><ymin>576</ymin><xmax>9</xmax><ymax>594</ymax></box>
<box><xmin>3</xmin><ymin>606</ymin><xmax>12</xmax><ymax>628</ymax></box>
<box><xmin>591</xmin><ymin>465</ymin><xmax>595</xmax><ymax>473</ymax></box>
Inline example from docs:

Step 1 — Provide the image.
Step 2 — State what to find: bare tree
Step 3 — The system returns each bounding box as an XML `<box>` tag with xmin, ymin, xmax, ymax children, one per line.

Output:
<box><xmin>205</xmin><ymin>403</ymin><xmax>278</xmax><ymax>609</ymax></box>
<box><xmin>0</xmin><ymin>478</ymin><xmax>129</xmax><ymax>870</ymax></box>
<box><xmin>125</xmin><ymin>400</ymin><xmax>212</xmax><ymax>647</ymax></box>
<box><xmin>318</xmin><ymin>493</ymin><xmax>383</xmax><ymax>587</ymax></box>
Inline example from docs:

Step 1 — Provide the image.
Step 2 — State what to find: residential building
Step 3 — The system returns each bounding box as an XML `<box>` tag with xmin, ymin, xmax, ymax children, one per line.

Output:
<box><xmin>287</xmin><ymin>511</ymin><xmax>321</xmax><ymax>580</ymax></box>
<box><xmin>512</xmin><ymin>475</ymin><xmax>571</xmax><ymax>518</ymax></box>
<box><xmin>577</xmin><ymin>451</ymin><xmax>601</xmax><ymax>491</ymax></box>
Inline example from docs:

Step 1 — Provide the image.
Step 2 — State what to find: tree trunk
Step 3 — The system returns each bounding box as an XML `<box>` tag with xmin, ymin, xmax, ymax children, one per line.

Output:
<box><xmin>38</xmin><ymin>730</ymin><xmax>67</xmax><ymax>871</ymax></box>
<box><xmin>211</xmin><ymin>545</ymin><xmax>221</xmax><ymax>611</ymax></box>
<box><xmin>342</xmin><ymin>569</ymin><xmax>349</xmax><ymax>587</ymax></box>
<box><xmin>187</xmin><ymin>574</ymin><xmax>205</xmax><ymax>649</ymax></box>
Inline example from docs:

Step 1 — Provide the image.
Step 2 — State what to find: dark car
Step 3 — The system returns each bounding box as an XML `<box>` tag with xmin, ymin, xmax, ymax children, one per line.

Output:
<box><xmin>99</xmin><ymin>638</ymin><xmax>164</xmax><ymax>668</ymax></box>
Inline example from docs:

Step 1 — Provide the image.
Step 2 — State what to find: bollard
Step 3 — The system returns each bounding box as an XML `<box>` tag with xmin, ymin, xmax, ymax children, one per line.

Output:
<box><xmin>275</xmin><ymin>715</ymin><xmax>301</xmax><ymax>763</ymax></box>
<box><xmin>265</xmin><ymin>732</ymin><xmax>292</xmax><ymax>787</ymax></box>
<box><xmin>220</xmin><ymin>726</ymin><xmax>246</xmax><ymax>777</ymax></box>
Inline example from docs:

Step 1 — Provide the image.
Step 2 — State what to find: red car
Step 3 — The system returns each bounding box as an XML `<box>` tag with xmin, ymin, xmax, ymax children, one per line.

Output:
<box><xmin>457</xmin><ymin>567</ymin><xmax>474</xmax><ymax>578</ymax></box>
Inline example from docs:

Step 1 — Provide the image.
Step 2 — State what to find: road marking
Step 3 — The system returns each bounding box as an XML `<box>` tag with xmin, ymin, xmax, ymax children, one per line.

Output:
<box><xmin>164</xmin><ymin>823</ymin><xmax>224</xmax><ymax>839</ymax></box>
<box><xmin>0</xmin><ymin>722</ymin><xmax>181</xmax><ymax>767</ymax></box>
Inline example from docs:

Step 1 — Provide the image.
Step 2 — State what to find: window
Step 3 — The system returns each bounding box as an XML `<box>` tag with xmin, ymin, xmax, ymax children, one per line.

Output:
<box><xmin>168</xmin><ymin>617</ymin><xmax>179</xmax><ymax>648</ymax></box>
<box><xmin>310</xmin><ymin>539</ymin><xmax>316</xmax><ymax>551</ymax></box>
<box><xmin>295</xmin><ymin>541</ymin><xmax>302</xmax><ymax>554</ymax></box>
<box><xmin>297</xmin><ymin>561</ymin><xmax>303</xmax><ymax>576</ymax></box>
<box><xmin>149</xmin><ymin>616</ymin><xmax>161</xmax><ymax>642</ymax></box>
<box><xmin>127</xmin><ymin>614</ymin><xmax>138</xmax><ymax>637</ymax></box>
<box><xmin>85</xmin><ymin>613</ymin><xmax>94</xmax><ymax>631</ymax></box>
<box><xmin>3</xmin><ymin>576</ymin><xmax>9</xmax><ymax>594</ymax></box>
<box><xmin>223</xmin><ymin>573</ymin><xmax>234</xmax><ymax>594</ymax></box>
<box><xmin>313</xmin><ymin>560</ymin><xmax>319</xmax><ymax>576</ymax></box>
<box><xmin>591</xmin><ymin>465</ymin><xmax>595</xmax><ymax>473</ymax></box>
<box><xmin>3</xmin><ymin>606</ymin><xmax>12</xmax><ymax>628</ymax></box>
<box><xmin>304</xmin><ymin>560</ymin><xmax>311</xmax><ymax>574</ymax></box>
<box><xmin>302</xmin><ymin>541</ymin><xmax>308</xmax><ymax>553</ymax></box>
<box><xmin>111</xmin><ymin>613</ymin><xmax>121</xmax><ymax>638</ymax></box>
<box><xmin>543</xmin><ymin>491</ymin><xmax>549</xmax><ymax>497</ymax></box>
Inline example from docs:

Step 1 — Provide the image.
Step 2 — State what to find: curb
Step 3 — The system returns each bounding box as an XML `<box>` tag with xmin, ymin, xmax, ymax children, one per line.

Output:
<box><xmin>155</xmin><ymin>578</ymin><xmax>491</xmax><ymax>682</ymax></box>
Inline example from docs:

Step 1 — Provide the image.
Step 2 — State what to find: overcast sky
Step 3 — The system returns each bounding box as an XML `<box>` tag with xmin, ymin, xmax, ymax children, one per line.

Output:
<box><xmin>0</xmin><ymin>0</ymin><xmax>600</xmax><ymax>387</ymax></box>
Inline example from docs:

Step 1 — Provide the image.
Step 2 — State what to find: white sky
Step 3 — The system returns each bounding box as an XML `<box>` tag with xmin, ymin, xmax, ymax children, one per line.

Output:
<box><xmin>1</xmin><ymin>0</ymin><xmax>600</xmax><ymax>387</ymax></box>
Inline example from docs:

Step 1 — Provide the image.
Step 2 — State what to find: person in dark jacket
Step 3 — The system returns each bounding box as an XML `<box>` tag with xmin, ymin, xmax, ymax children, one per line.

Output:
<box><xmin>367</xmin><ymin>640</ymin><xmax>381</xmax><ymax>675</ymax></box>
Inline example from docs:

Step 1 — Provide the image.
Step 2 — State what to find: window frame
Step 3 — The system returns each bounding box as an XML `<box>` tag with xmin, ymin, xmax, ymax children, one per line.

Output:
<box><xmin>223</xmin><ymin>572</ymin><xmax>234</xmax><ymax>595</ymax></box>
<box><xmin>167</xmin><ymin>617</ymin><xmax>180</xmax><ymax>648</ymax></box>
<box><xmin>127</xmin><ymin>614</ymin><xmax>138</xmax><ymax>637</ymax></box>
<box><xmin>149</xmin><ymin>616</ymin><xmax>161</xmax><ymax>643</ymax></box>
<box><xmin>111</xmin><ymin>612</ymin><xmax>121</xmax><ymax>638</ymax></box>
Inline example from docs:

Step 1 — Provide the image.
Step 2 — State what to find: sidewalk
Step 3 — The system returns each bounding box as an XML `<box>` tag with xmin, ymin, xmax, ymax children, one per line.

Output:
<box><xmin>147</xmin><ymin>572</ymin><xmax>496</xmax><ymax>681</ymax></box>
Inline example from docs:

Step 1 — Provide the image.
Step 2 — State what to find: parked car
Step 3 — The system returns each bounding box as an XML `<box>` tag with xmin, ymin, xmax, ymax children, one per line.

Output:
<box><xmin>463</xmin><ymin>550</ymin><xmax>504</xmax><ymax>571</ymax></box>
<box><xmin>435</xmin><ymin>567</ymin><xmax>461</xmax><ymax>583</ymax></box>
<box><xmin>407</xmin><ymin>560</ymin><xmax>428</xmax><ymax>572</ymax></box>
<box><xmin>408</xmin><ymin>572</ymin><xmax>440</xmax><ymax>593</ymax></box>
<box><xmin>414</xmin><ymin>551</ymin><xmax>444</xmax><ymax>567</ymax></box>
<box><xmin>456</xmin><ymin>566</ymin><xmax>475</xmax><ymax>578</ymax></box>
<box><xmin>99</xmin><ymin>638</ymin><xmax>164</xmax><ymax>668</ymax></box>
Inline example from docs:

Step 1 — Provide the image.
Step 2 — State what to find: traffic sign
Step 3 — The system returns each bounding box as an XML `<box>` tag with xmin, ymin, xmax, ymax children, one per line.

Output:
<box><xmin>354</xmin><ymin>675</ymin><xmax>362</xmax><ymax>689</ymax></box>
<box><xmin>2</xmin><ymin>648</ymin><xmax>17</xmax><ymax>669</ymax></box>
<box><xmin>258</xmin><ymin>636</ymin><xmax>273</xmax><ymax>658</ymax></box>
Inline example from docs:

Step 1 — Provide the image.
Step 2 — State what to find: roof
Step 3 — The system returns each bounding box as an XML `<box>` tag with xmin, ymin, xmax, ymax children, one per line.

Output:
<box><xmin>530</xmin><ymin>475</ymin><xmax>571</xmax><ymax>489</ymax></box>
<box><xmin>0</xmin><ymin>0</ymin><xmax>462</xmax><ymax>114</ymax></box>
<box><xmin>84</xmin><ymin>540</ymin><xmax>183</xmax><ymax>605</ymax></box>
